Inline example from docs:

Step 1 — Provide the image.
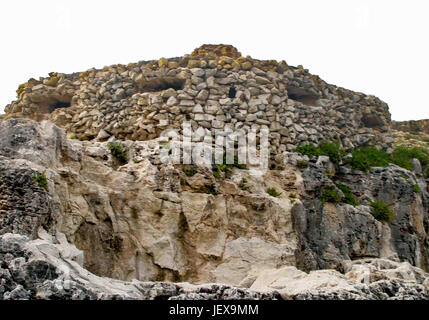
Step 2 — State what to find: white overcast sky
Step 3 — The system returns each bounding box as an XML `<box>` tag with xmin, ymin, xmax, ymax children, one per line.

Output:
<box><xmin>1</xmin><ymin>0</ymin><xmax>428</xmax><ymax>120</ymax></box>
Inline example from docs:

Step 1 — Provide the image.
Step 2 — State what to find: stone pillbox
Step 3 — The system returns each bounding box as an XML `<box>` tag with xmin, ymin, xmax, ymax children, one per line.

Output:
<box><xmin>4</xmin><ymin>44</ymin><xmax>392</xmax><ymax>154</ymax></box>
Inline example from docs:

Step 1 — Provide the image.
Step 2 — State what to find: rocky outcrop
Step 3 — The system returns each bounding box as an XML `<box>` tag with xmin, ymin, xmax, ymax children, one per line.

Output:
<box><xmin>250</xmin><ymin>259</ymin><xmax>429</xmax><ymax>300</ymax></box>
<box><xmin>0</xmin><ymin>118</ymin><xmax>298</xmax><ymax>284</ymax></box>
<box><xmin>1</xmin><ymin>233</ymin><xmax>427</xmax><ymax>300</ymax></box>
<box><xmin>0</xmin><ymin>118</ymin><xmax>428</xmax><ymax>300</ymax></box>
<box><xmin>0</xmin><ymin>233</ymin><xmax>276</xmax><ymax>300</ymax></box>
<box><xmin>293</xmin><ymin>157</ymin><xmax>429</xmax><ymax>273</ymax></box>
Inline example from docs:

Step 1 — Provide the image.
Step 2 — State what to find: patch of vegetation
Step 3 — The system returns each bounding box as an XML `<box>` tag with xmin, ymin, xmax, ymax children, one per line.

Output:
<box><xmin>318</xmin><ymin>142</ymin><xmax>345</xmax><ymax>164</ymax></box>
<box><xmin>183</xmin><ymin>167</ymin><xmax>197</xmax><ymax>177</ymax></box>
<box><xmin>266</xmin><ymin>188</ymin><xmax>282</xmax><ymax>197</ymax></box>
<box><xmin>33</xmin><ymin>171</ymin><xmax>48</xmax><ymax>191</ymax></box>
<box><xmin>413</xmin><ymin>184</ymin><xmax>421</xmax><ymax>193</ymax></box>
<box><xmin>130</xmin><ymin>206</ymin><xmax>140</xmax><ymax>219</ymax></box>
<box><xmin>400</xmin><ymin>173</ymin><xmax>409</xmax><ymax>179</ymax></box>
<box><xmin>391</xmin><ymin>146</ymin><xmax>429</xmax><ymax>171</ymax></box>
<box><xmin>239</xmin><ymin>178</ymin><xmax>248</xmax><ymax>190</ymax></box>
<box><xmin>295</xmin><ymin>142</ymin><xmax>345</xmax><ymax>164</ymax></box>
<box><xmin>348</xmin><ymin>147</ymin><xmax>390</xmax><ymax>172</ymax></box>
<box><xmin>295</xmin><ymin>143</ymin><xmax>320</xmax><ymax>158</ymax></box>
<box><xmin>296</xmin><ymin>160</ymin><xmax>308</xmax><ymax>169</ymax></box>
<box><xmin>212</xmin><ymin>155</ymin><xmax>245</xmax><ymax>178</ymax></box>
<box><xmin>196</xmin><ymin>185</ymin><xmax>218</xmax><ymax>195</ymax></box>
<box><xmin>180</xmin><ymin>178</ymin><xmax>187</xmax><ymax>186</ymax></box>
<box><xmin>213</xmin><ymin>163</ymin><xmax>231</xmax><ymax>178</ymax></box>
<box><xmin>289</xmin><ymin>193</ymin><xmax>296</xmax><ymax>199</ymax></box>
<box><xmin>107</xmin><ymin>142</ymin><xmax>127</xmax><ymax>164</ymax></box>
<box><xmin>320</xmin><ymin>188</ymin><xmax>341</xmax><ymax>205</ymax></box>
<box><xmin>347</xmin><ymin>145</ymin><xmax>429</xmax><ymax>174</ymax></box>
<box><xmin>370</xmin><ymin>201</ymin><xmax>393</xmax><ymax>223</ymax></box>
<box><xmin>337</xmin><ymin>184</ymin><xmax>358</xmax><ymax>206</ymax></box>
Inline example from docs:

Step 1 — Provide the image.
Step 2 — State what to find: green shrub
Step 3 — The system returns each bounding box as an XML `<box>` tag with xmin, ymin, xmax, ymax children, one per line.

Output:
<box><xmin>196</xmin><ymin>185</ymin><xmax>218</xmax><ymax>195</ymax></box>
<box><xmin>348</xmin><ymin>146</ymin><xmax>428</xmax><ymax>173</ymax></box>
<box><xmin>337</xmin><ymin>184</ymin><xmax>358</xmax><ymax>206</ymax></box>
<box><xmin>413</xmin><ymin>184</ymin><xmax>421</xmax><ymax>193</ymax></box>
<box><xmin>391</xmin><ymin>146</ymin><xmax>429</xmax><ymax>171</ymax></box>
<box><xmin>370</xmin><ymin>201</ymin><xmax>393</xmax><ymax>222</ymax></box>
<box><xmin>319</xmin><ymin>142</ymin><xmax>345</xmax><ymax>164</ymax></box>
<box><xmin>349</xmin><ymin>147</ymin><xmax>390</xmax><ymax>172</ymax></box>
<box><xmin>295</xmin><ymin>143</ymin><xmax>320</xmax><ymax>158</ymax></box>
<box><xmin>295</xmin><ymin>142</ymin><xmax>344</xmax><ymax>164</ymax></box>
<box><xmin>296</xmin><ymin>160</ymin><xmax>308</xmax><ymax>169</ymax></box>
<box><xmin>289</xmin><ymin>193</ymin><xmax>296</xmax><ymax>199</ymax></box>
<box><xmin>239</xmin><ymin>178</ymin><xmax>248</xmax><ymax>190</ymax></box>
<box><xmin>108</xmin><ymin>143</ymin><xmax>127</xmax><ymax>164</ymax></box>
<box><xmin>183</xmin><ymin>167</ymin><xmax>197</xmax><ymax>177</ymax></box>
<box><xmin>212</xmin><ymin>155</ymin><xmax>245</xmax><ymax>178</ymax></box>
<box><xmin>266</xmin><ymin>188</ymin><xmax>282</xmax><ymax>197</ymax></box>
<box><xmin>320</xmin><ymin>188</ymin><xmax>341</xmax><ymax>205</ymax></box>
<box><xmin>33</xmin><ymin>171</ymin><xmax>48</xmax><ymax>191</ymax></box>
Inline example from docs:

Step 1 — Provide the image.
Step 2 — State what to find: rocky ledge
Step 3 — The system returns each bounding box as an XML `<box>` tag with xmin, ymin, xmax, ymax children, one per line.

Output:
<box><xmin>1</xmin><ymin>232</ymin><xmax>428</xmax><ymax>300</ymax></box>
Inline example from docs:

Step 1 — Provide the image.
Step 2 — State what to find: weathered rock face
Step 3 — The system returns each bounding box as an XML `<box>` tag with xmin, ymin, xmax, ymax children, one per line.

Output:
<box><xmin>1</xmin><ymin>233</ymin><xmax>427</xmax><ymax>300</ymax></box>
<box><xmin>4</xmin><ymin>45</ymin><xmax>392</xmax><ymax>156</ymax></box>
<box><xmin>293</xmin><ymin>154</ymin><xmax>429</xmax><ymax>273</ymax></box>
<box><xmin>0</xmin><ymin>118</ymin><xmax>298</xmax><ymax>285</ymax></box>
<box><xmin>250</xmin><ymin>259</ymin><xmax>429</xmax><ymax>300</ymax></box>
<box><xmin>0</xmin><ymin>162</ymin><xmax>53</xmax><ymax>238</ymax></box>
<box><xmin>0</xmin><ymin>233</ymin><xmax>276</xmax><ymax>300</ymax></box>
<box><xmin>0</xmin><ymin>118</ymin><xmax>427</xmax><ymax>300</ymax></box>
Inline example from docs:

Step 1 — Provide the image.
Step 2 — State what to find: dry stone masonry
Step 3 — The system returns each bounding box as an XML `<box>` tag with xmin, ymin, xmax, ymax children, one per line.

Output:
<box><xmin>4</xmin><ymin>44</ymin><xmax>392</xmax><ymax>157</ymax></box>
<box><xmin>392</xmin><ymin>119</ymin><xmax>429</xmax><ymax>135</ymax></box>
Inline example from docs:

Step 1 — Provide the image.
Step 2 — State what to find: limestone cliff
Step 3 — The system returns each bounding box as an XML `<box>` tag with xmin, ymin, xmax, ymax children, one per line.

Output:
<box><xmin>0</xmin><ymin>45</ymin><xmax>428</xmax><ymax>300</ymax></box>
